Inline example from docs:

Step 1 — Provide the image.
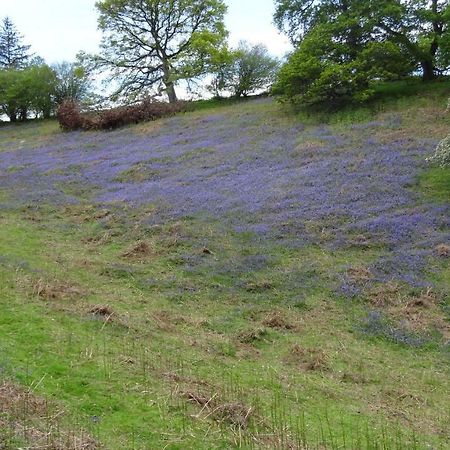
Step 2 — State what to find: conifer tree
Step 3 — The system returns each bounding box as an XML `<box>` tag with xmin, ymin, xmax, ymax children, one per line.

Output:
<box><xmin>0</xmin><ymin>17</ymin><xmax>32</xmax><ymax>69</ymax></box>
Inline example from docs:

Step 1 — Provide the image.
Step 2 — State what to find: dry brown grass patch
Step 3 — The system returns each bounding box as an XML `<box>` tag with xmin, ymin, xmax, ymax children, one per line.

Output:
<box><xmin>379</xmin><ymin>289</ymin><xmax>450</xmax><ymax>340</ymax></box>
<box><xmin>121</xmin><ymin>240</ymin><xmax>153</xmax><ymax>259</ymax></box>
<box><xmin>236</xmin><ymin>327</ymin><xmax>268</xmax><ymax>344</ymax></box>
<box><xmin>369</xmin><ymin>282</ymin><xmax>402</xmax><ymax>307</ymax></box>
<box><xmin>347</xmin><ymin>266</ymin><xmax>373</xmax><ymax>283</ymax></box>
<box><xmin>435</xmin><ymin>243</ymin><xmax>450</xmax><ymax>258</ymax></box>
<box><xmin>30</xmin><ymin>277</ymin><xmax>87</xmax><ymax>302</ymax></box>
<box><xmin>0</xmin><ymin>381</ymin><xmax>99</xmax><ymax>449</ymax></box>
<box><xmin>244</xmin><ymin>280</ymin><xmax>273</xmax><ymax>293</ymax></box>
<box><xmin>89</xmin><ymin>304</ymin><xmax>115</xmax><ymax>318</ymax></box>
<box><xmin>286</xmin><ymin>344</ymin><xmax>329</xmax><ymax>372</ymax></box>
<box><xmin>184</xmin><ymin>391</ymin><xmax>254</xmax><ymax>429</ymax></box>
<box><xmin>262</xmin><ymin>311</ymin><xmax>295</xmax><ymax>330</ymax></box>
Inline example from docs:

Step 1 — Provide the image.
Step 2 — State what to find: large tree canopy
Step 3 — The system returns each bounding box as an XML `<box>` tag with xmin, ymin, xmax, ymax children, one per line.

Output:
<box><xmin>0</xmin><ymin>17</ymin><xmax>32</xmax><ymax>69</ymax></box>
<box><xmin>93</xmin><ymin>0</ymin><xmax>228</xmax><ymax>103</ymax></box>
<box><xmin>209</xmin><ymin>42</ymin><xmax>279</xmax><ymax>98</ymax></box>
<box><xmin>274</xmin><ymin>0</ymin><xmax>450</xmax><ymax>81</ymax></box>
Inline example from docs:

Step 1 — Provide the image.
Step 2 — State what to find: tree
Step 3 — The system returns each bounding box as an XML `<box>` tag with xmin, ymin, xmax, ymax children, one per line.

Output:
<box><xmin>0</xmin><ymin>64</ymin><xmax>58</xmax><ymax>121</ymax></box>
<box><xmin>0</xmin><ymin>17</ymin><xmax>32</xmax><ymax>69</ymax></box>
<box><xmin>274</xmin><ymin>0</ymin><xmax>450</xmax><ymax>81</ymax></box>
<box><xmin>210</xmin><ymin>42</ymin><xmax>279</xmax><ymax>98</ymax></box>
<box><xmin>53</xmin><ymin>61</ymin><xmax>91</xmax><ymax>105</ymax></box>
<box><xmin>23</xmin><ymin>64</ymin><xmax>58</xmax><ymax>119</ymax></box>
<box><xmin>93</xmin><ymin>0</ymin><xmax>228</xmax><ymax>103</ymax></box>
<box><xmin>366</xmin><ymin>0</ymin><xmax>450</xmax><ymax>80</ymax></box>
<box><xmin>272</xmin><ymin>24</ymin><xmax>413</xmax><ymax>107</ymax></box>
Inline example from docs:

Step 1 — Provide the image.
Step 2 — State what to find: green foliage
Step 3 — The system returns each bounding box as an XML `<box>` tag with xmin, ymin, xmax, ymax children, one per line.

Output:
<box><xmin>52</xmin><ymin>61</ymin><xmax>91</xmax><ymax>105</ymax></box>
<box><xmin>274</xmin><ymin>0</ymin><xmax>450</xmax><ymax>107</ymax></box>
<box><xmin>93</xmin><ymin>0</ymin><xmax>228</xmax><ymax>103</ymax></box>
<box><xmin>273</xmin><ymin>26</ymin><xmax>411</xmax><ymax>108</ymax></box>
<box><xmin>0</xmin><ymin>64</ymin><xmax>57</xmax><ymax>121</ymax></box>
<box><xmin>209</xmin><ymin>41</ymin><xmax>279</xmax><ymax>98</ymax></box>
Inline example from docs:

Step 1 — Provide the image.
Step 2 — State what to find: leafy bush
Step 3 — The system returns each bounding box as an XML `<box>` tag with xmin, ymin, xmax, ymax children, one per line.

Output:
<box><xmin>57</xmin><ymin>98</ymin><xmax>189</xmax><ymax>131</ymax></box>
<box><xmin>427</xmin><ymin>134</ymin><xmax>450</xmax><ymax>168</ymax></box>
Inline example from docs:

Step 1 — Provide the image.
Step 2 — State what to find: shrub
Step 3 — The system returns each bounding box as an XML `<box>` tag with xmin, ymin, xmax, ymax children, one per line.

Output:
<box><xmin>427</xmin><ymin>134</ymin><xmax>450</xmax><ymax>168</ymax></box>
<box><xmin>56</xmin><ymin>99</ymin><xmax>85</xmax><ymax>131</ymax></box>
<box><xmin>57</xmin><ymin>98</ymin><xmax>189</xmax><ymax>131</ymax></box>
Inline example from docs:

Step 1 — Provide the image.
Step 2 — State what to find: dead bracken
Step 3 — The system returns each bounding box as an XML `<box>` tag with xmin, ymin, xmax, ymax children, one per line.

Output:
<box><xmin>347</xmin><ymin>266</ymin><xmax>373</xmax><ymax>282</ymax></box>
<box><xmin>287</xmin><ymin>344</ymin><xmax>329</xmax><ymax>372</ymax></box>
<box><xmin>0</xmin><ymin>381</ymin><xmax>99</xmax><ymax>449</ymax></box>
<box><xmin>262</xmin><ymin>310</ymin><xmax>295</xmax><ymax>330</ymax></box>
<box><xmin>89</xmin><ymin>305</ymin><xmax>115</xmax><ymax>317</ymax></box>
<box><xmin>435</xmin><ymin>243</ymin><xmax>450</xmax><ymax>257</ymax></box>
<box><xmin>236</xmin><ymin>327</ymin><xmax>268</xmax><ymax>344</ymax></box>
<box><xmin>184</xmin><ymin>391</ymin><xmax>254</xmax><ymax>429</ymax></box>
<box><xmin>31</xmin><ymin>278</ymin><xmax>87</xmax><ymax>302</ymax></box>
<box><xmin>121</xmin><ymin>240</ymin><xmax>153</xmax><ymax>258</ymax></box>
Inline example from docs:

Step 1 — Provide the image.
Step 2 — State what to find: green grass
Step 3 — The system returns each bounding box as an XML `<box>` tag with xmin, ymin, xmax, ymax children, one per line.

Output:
<box><xmin>294</xmin><ymin>78</ymin><xmax>450</xmax><ymax>125</ymax></box>
<box><xmin>419</xmin><ymin>167</ymin><xmax>450</xmax><ymax>202</ymax></box>
<box><xmin>0</xmin><ymin>119</ymin><xmax>60</xmax><ymax>153</ymax></box>
<box><xmin>0</xmin><ymin>206</ymin><xmax>448</xmax><ymax>449</ymax></box>
<box><xmin>0</xmin><ymin>87</ymin><xmax>449</xmax><ymax>449</ymax></box>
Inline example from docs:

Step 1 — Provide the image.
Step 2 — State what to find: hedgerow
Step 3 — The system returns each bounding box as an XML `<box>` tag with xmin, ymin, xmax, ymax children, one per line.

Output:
<box><xmin>57</xmin><ymin>98</ymin><xmax>189</xmax><ymax>131</ymax></box>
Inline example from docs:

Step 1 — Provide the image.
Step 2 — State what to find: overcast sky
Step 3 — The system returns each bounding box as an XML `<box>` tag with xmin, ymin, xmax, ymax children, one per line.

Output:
<box><xmin>0</xmin><ymin>0</ymin><xmax>292</xmax><ymax>64</ymax></box>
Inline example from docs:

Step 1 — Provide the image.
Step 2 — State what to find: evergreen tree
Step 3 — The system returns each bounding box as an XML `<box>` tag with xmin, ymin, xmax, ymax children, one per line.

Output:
<box><xmin>0</xmin><ymin>17</ymin><xmax>32</xmax><ymax>69</ymax></box>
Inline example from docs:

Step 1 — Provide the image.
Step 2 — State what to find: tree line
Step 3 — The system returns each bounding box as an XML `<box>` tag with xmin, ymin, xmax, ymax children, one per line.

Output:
<box><xmin>0</xmin><ymin>17</ymin><xmax>91</xmax><ymax>122</ymax></box>
<box><xmin>1</xmin><ymin>0</ymin><xmax>450</xmax><ymax>121</ymax></box>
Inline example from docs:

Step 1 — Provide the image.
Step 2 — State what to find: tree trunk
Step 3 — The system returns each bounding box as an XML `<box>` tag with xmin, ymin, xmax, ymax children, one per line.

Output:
<box><xmin>162</xmin><ymin>59</ymin><xmax>177</xmax><ymax>103</ymax></box>
<box><xmin>165</xmin><ymin>81</ymin><xmax>178</xmax><ymax>103</ymax></box>
<box><xmin>421</xmin><ymin>60</ymin><xmax>435</xmax><ymax>81</ymax></box>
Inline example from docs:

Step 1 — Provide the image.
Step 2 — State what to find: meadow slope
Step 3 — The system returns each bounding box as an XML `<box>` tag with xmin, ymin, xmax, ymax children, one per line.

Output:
<box><xmin>0</xmin><ymin>93</ymin><xmax>449</xmax><ymax>449</ymax></box>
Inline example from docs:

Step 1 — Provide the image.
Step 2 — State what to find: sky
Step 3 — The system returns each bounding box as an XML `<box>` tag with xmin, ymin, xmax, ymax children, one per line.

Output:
<box><xmin>0</xmin><ymin>0</ymin><xmax>292</xmax><ymax>65</ymax></box>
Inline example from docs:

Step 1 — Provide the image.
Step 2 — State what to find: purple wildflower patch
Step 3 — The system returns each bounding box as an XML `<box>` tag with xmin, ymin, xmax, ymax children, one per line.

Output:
<box><xmin>1</xmin><ymin>99</ymin><xmax>448</xmax><ymax>287</ymax></box>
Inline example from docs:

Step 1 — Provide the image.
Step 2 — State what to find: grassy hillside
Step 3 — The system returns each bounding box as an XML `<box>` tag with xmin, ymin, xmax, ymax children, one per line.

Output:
<box><xmin>0</xmin><ymin>87</ymin><xmax>449</xmax><ymax>449</ymax></box>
